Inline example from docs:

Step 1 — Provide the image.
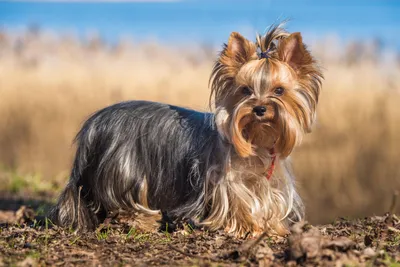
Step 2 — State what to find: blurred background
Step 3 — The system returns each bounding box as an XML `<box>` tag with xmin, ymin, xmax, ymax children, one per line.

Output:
<box><xmin>0</xmin><ymin>0</ymin><xmax>399</xmax><ymax>224</ymax></box>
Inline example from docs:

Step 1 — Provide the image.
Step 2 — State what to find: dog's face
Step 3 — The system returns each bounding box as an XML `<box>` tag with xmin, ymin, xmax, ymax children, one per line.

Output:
<box><xmin>211</xmin><ymin>27</ymin><xmax>323</xmax><ymax>158</ymax></box>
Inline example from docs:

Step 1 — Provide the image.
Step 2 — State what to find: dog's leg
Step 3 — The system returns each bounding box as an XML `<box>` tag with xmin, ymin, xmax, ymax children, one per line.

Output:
<box><xmin>49</xmin><ymin>180</ymin><xmax>99</xmax><ymax>231</ymax></box>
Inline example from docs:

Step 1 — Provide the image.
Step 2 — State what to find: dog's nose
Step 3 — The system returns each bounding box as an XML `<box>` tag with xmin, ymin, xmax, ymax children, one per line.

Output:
<box><xmin>253</xmin><ymin>106</ymin><xmax>267</xmax><ymax>116</ymax></box>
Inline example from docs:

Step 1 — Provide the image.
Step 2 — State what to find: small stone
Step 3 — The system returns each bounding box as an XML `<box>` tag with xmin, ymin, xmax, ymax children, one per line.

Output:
<box><xmin>363</xmin><ymin>247</ymin><xmax>376</xmax><ymax>258</ymax></box>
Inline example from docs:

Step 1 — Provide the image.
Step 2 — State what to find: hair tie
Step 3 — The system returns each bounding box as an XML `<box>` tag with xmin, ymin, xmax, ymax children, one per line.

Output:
<box><xmin>258</xmin><ymin>49</ymin><xmax>271</xmax><ymax>59</ymax></box>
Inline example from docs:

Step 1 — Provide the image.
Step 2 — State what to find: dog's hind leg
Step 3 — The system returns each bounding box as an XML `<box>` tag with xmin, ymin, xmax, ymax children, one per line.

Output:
<box><xmin>49</xmin><ymin>143</ymin><xmax>103</xmax><ymax>231</ymax></box>
<box><xmin>49</xmin><ymin>180</ymin><xmax>99</xmax><ymax>231</ymax></box>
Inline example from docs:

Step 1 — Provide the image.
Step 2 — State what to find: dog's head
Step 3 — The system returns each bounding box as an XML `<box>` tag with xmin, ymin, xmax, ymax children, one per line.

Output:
<box><xmin>210</xmin><ymin>25</ymin><xmax>323</xmax><ymax>158</ymax></box>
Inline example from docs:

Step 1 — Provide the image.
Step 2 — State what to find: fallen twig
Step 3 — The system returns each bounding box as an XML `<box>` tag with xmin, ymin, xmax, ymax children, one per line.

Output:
<box><xmin>219</xmin><ymin>231</ymin><xmax>269</xmax><ymax>261</ymax></box>
<box><xmin>388</xmin><ymin>226</ymin><xmax>400</xmax><ymax>233</ymax></box>
<box><xmin>77</xmin><ymin>185</ymin><xmax>83</xmax><ymax>227</ymax></box>
<box><xmin>389</xmin><ymin>190</ymin><xmax>399</xmax><ymax>215</ymax></box>
<box><xmin>239</xmin><ymin>231</ymin><xmax>269</xmax><ymax>252</ymax></box>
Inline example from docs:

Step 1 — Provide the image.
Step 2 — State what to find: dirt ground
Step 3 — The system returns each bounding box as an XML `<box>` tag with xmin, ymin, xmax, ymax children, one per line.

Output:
<box><xmin>0</xmin><ymin>200</ymin><xmax>400</xmax><ymax>267</ymax></box>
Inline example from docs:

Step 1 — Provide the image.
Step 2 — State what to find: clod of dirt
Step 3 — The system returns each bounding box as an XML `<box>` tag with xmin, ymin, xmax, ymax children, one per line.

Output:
<box><xmin>17</xmin><ymin>256</ymin><xmax>37</xmax><ymax>267</ymax></box>
<box><xmin>255</xmin><ymin>244</ymin><xmax>274</xmax><ymax>266</ymax></box>
<box><xmin>288</xmin><ymin>221</ymin><xmax>322</xmax><ymax>260</ymax></box>
<box><xmin>15</xmin><ymin>206</ymin><xmax>35</xmax><ymax>224</ymax></box>
<box><xmin>323</xmin><ymin>236</ymin><xmax>356</xmax><ymax>252</ymax></box>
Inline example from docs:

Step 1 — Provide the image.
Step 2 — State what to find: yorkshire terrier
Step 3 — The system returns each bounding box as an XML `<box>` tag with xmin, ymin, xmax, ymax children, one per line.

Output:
<box><xmin>50</xmin><ymin>24</ymin><xmax>323</xmax><ymax>237</ymax></box>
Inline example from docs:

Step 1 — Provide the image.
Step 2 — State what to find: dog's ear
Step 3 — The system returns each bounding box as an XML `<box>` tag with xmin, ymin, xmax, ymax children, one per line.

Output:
<box><xmin>278</xmin><ymin>32</ymin><xmax>313</xmax><ymax>71</ymax></box>
<box><xmin>219</xmin><ymin>32</ymin><xmax>256</xmax><ymax>74</ymax></box>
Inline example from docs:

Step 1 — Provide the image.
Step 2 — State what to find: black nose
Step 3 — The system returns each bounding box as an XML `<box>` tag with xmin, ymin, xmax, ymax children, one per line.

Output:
<box><xmin>253</xmin><ymin>106</ymin><xmax>267</xmax><ymax>116</ymax></box>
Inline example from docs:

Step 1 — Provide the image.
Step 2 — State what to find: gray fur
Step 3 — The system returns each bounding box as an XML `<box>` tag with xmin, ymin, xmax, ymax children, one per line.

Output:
<box><xmin>50</xmin><ymin>101</ymin><xmax>227</xmax><ymax>230</ymax></box>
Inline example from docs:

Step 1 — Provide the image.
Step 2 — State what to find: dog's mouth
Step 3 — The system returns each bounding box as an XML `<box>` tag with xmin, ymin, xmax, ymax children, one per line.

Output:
<box><xmin>240</xmin><ymin>116</ymin><xmax>278</xmax><ymax>151</ymax></box>
<box><xmin>231</xmin><ymin>105</ymin><xmax>281</xmax><ymax>157</ymax></box>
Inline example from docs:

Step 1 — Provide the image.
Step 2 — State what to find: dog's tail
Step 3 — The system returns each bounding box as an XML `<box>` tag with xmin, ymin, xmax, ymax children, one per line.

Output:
<box><xmin>49</xmin><ymin>180</ymin><xmax>98</xmax><ymax>231</ymax></box>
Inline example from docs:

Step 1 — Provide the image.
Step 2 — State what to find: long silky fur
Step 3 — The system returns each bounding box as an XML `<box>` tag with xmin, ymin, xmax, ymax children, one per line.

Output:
<box><xmin>51</xmin><ymin>23</ymin><xmax>322</xmax><ymax>237</ymax></box>
<box><xmin>50</xmin><ymin>101</ymin><xmax>224</xmax><ymax>229</ymax></box>
<box><xmin>50</xmin><ymin>100</ymin><xmax>303</xmax><ymax>236</ymax></box>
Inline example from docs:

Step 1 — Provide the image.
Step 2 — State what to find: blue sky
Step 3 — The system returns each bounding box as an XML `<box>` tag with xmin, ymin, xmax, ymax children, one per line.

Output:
<box><xmin>0</xmin><ymin>0</ymin><xmax>399</xmax><ymax>49</ymax></box>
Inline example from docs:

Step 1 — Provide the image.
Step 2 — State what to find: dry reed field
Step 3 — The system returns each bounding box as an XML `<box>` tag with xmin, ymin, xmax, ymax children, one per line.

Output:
<box><xmin>0</xmin><ymin>28</ymin><xmax>399</xmax><ymax>225</ymax></box>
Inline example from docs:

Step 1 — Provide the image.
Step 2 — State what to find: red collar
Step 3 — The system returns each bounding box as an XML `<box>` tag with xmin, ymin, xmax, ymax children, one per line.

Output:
<box><xmin>266</xmin><ymin>148</ymin><xmax>276</xmax><ymax>180</ymax></box>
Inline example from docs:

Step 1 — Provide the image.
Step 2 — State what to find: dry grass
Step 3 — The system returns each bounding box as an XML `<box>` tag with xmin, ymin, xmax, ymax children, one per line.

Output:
<box><xmin>0</xmin><ymin>29</ymin><xmax>399</xmax><ymax>223</ymax></box>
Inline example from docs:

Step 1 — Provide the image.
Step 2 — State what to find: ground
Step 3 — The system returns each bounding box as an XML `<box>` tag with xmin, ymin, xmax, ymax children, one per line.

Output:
<box><xmin>1</xmin><ymin>201</ymin><xmax>400</xmax><ymax>267</ymax></box>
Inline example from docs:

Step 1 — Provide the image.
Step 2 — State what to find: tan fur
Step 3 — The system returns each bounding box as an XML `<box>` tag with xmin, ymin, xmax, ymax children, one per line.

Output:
<box><xmin>139</xmin><ymin>178</ymin><xmax>150</xmax><ymax>209</ymax></box>
<box><xmin>208</xmin><ymin>24</ymin><xmax>323</xmax><ymax>237</ymax></box>
<box><xmin>202</xmin><ymin>148</ymin><xmax>300</xmax><ymax>237</ymax></box>
<box><xmin>211</xmin><ymin>25</ymin><xmax>322</xmax><ymax>158</ymax></box>
<box><xmin>117</xmin><ymin>210</ymin><xmax>162</xmax><ymax>233</ymax></box>
<box><xmin>117</xmin><ymin>177</ymin><xmax>162</xmax><ymax>232</ymax></box>
<box><xmin>91</xmin><ymin>25</ymin><xmax>322</xmax><ymax>238</ymax></box>
<box><xmin>122</xmin><ymin>176</ymin><xmax>160</xmax><ymax>216</ymax></box>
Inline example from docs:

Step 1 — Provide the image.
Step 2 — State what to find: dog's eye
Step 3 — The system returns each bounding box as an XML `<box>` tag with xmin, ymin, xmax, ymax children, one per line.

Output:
<box><xmin>242</xmin><ymin>87</ymin><xmax>252</xmax><ymax>96</ymax></box>
<box><xmin>274</xmin><ymin>87</ymin><xmax>285</xmax><ymax>96</ymax></box>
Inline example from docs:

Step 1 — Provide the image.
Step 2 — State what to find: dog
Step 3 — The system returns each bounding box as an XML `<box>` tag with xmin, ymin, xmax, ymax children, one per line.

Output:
<box><xmin>50</xmin><ymin>24</ymin><xmax>323</xmax><ymax>237</ymax></box>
